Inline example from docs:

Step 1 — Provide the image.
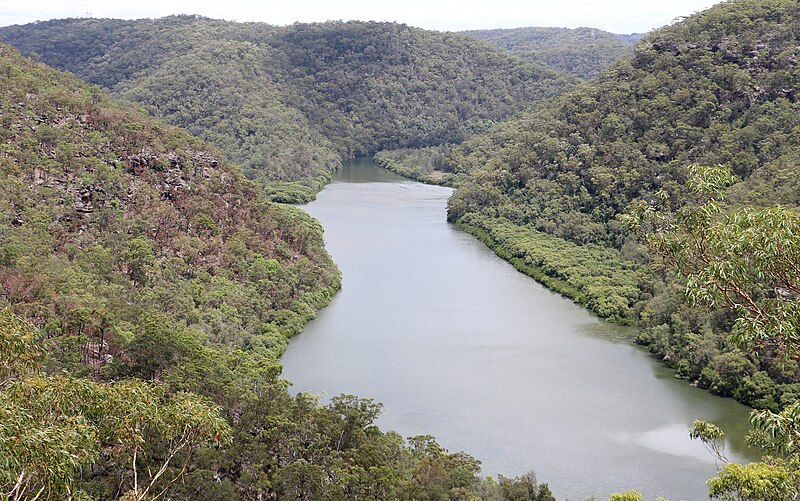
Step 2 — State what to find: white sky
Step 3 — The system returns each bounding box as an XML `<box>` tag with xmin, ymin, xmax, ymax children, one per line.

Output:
<box><xmin>1</xmin><ymin>0</ymin><xmax>723</xmax><ymax>34</ymax></box>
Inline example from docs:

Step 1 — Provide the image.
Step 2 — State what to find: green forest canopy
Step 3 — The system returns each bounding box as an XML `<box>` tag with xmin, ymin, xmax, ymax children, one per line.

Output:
<box><xmin>0</xmin><ymin>17</ymin><xmax>574</xmax><ymax>200</ymax></box>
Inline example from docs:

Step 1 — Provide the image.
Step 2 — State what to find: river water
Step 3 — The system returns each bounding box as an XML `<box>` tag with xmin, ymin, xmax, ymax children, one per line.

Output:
<box><xmin>281</xmin><ymin>158</ymin><xmax>756</xmax><ymax>500</ymax></box>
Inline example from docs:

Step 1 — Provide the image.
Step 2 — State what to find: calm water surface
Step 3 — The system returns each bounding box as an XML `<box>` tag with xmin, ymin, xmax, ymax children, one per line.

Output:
<box><xmin>281</xmin><ymin>158</ymin><xmax>756</xmax><ymax>501</ymax></box>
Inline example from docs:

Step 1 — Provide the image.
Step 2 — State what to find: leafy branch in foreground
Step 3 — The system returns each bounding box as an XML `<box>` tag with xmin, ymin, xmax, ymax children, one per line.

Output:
<box><xmin>628</xmin><ymin>164</ymin><xmax>800</xmax><ymax>499</ymax></box>
<box><xmin>627</xmin><ymin>164</ymin><xmax>800</xmax><ymax>358</ymax></box>
<box><xmin>690</xmin><ymin>420</ymin><xmax>729</xmax><ymax>464</ymax></box>
<box><xmin>691</xmin><ymin>402</ymin><xmax>800</xmax><ymax>501</ymax></box>
<box><xmin>0</xmin><ymin>308</ymin><xmax>231</xmax><ymax>501</ymax></box>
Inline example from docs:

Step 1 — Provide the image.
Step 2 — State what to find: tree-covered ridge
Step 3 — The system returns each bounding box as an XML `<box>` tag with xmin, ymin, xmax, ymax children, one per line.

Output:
<box><xmin>0</xmin><ymin>16</ymin><xmax>573</xmax><ymax>198</ymax></box>
<box><xmin>446</xmin><ymin>0</ymin><xmax>800</xmax><ymax>409</ymax></box>
<box><xmin>461</xmin><ymin>26</ymin><xmax>639</xmax><ymax>80</ymax></box>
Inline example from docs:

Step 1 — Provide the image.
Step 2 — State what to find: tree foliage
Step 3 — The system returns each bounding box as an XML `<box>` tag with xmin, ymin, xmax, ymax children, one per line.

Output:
<box><xmin>645</xmin><ymin>166</ymin><xmax>800</xmax><ymax>499</ymax></box>
<box><xmin>631</xmin><ymin>164</ymin><xmax>800</xmax><ymax>358</ymax></box>
<box><xmin>692</xmin><ymin>404</ymin><xmax>800</xmax><ymax>501</ymax></box>
<box><xmin>0</xmin><ymin>308</ymin><xmax>230</xmax><ymax>500</ymax></box>
<box><xmin>706</xmin><ymin>461</ymin><xmax>798</xmax><ymax>501</ymax></box>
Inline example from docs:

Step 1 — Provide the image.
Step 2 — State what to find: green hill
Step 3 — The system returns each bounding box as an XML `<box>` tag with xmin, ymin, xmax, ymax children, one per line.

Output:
<box><xmin>446</xmin><ymin>0</ymin><xmax>800</xmax><ymax>408</ymax></box>
<box><xmin>0</xmin><ymin>16</ymin><xmax>573</xmax><ymax>200</ymax></box>
<box><xmin>461</xmin><ymin>26</ymin><xmax>639</xmax><ymax>80</ymax></box>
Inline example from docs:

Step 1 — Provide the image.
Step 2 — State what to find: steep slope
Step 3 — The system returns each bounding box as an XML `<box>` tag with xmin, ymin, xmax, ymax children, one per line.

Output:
<box><xmin>0</xmin><ymin>16</ymin><xmax>573</xmax><ymax>198</ymax></box>
<box><xmin>450</xmin><ymin>0</ymin><xmax>800</xmax><ymax>245</ymax></box>
<box><xmin>0</xmin><ymin>43</ymin><xmax>340</xmax><ymax>362</ymax></box>
<box><xmin>461</xmin><ymin>26</ymin><xmax>639</xmax><ymax>80</ymax></box>
<box><xmin>446</xmin><ymin>0</ymin><xmax>800</xmax><ymax>408</ymax></box>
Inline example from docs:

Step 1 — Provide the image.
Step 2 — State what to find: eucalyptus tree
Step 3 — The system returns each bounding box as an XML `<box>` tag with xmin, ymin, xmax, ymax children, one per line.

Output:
<box><xmin>0</xmin><ymin>309</ymin><xmax>230</xmax><ymax>500</ymax></box>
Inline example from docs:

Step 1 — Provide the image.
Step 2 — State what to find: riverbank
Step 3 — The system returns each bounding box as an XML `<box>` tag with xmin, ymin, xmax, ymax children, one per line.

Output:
<box><xmin>369</xmin><ymin>158</ymin><xmax>797</xmax><ymax>412</ymax></box>
<box><xmin>455</xmin><ymin>215</ymin><xmax>639</xmax><ymax>325</ymax></box>
<box><xmin>264</xmin><ymin>165</ymin><xmax>338</xmax><ymax>203</ymax></box>
<box><xmin>369</xmin><ymin>155</ymin><xmax>641</xmax><ymax>326</ymax></box>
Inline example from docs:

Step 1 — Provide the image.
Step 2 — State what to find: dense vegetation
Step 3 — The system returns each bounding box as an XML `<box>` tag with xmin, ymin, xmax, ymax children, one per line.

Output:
<box><xmin>0</xmin><ymin>42</ymin><xmax>340</xmax><ymax>361</ymax></box>
<box><xmin>0</xmin><ymin>17</ymin><xmax>573</xmax><ymax>199</ymax></box>
<box><xmin>372</xmin><ymin>27</ymin><xmax>640</xmax><ymax>182</ymax></box>
<box><xmin>461</xmin><ymin>27</ymin><xmax>639</xmax><ymax>80</ymax></box>
<box><xmin>0</xmin><ymin>44</ymin><xmax>563</xmax><ymax>499</ymax></box>
<box><xmin>445</xmin><ymin>0</ymin><xmax>800</xmax><ymax>410</ymax></box>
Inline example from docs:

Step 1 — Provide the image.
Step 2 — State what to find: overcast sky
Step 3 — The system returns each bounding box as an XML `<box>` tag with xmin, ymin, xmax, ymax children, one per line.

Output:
<box><xmin>1</xmin><ymin>0</ymin><xmax>723</xmax><ymax>34</ymax></box>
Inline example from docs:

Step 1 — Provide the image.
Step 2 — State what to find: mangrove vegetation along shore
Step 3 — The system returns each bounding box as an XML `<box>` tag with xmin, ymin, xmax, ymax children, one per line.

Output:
<box><xmin>455</xmin><ymin>215</ymin><xmax>641</xmax><ymax>325</ymax></box>
<box><xmin>370</xmin><ymin>153</ymin><xmax>642</xmax><ymax>326</ymax></box>
<box><xmin>373</xmin><ymin>146</ymin><xmax>462</xmax><ymax>187</ymax></box>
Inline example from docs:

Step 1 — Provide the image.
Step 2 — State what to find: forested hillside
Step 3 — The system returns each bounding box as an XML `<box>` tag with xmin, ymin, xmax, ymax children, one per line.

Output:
<box><xmin>446</xmin><ymin>0</ymin><xmax>800</xmax><ymax>409</ymax></box>
<box><xmin>0</xmin><ymin>41</ymin><xmax>340</xmax><ymax>364</ymax></box>
<box><xmin>461</xmin><ymin>27</ymin><xmax>639</xmax><ymax>80</ymax></box>
<box><xmin>0</xmin><ymin>43</ymin><xmax>561</xmax><ymax>499</ymax></box>
<box><xmin>0</xmin><ymin>17</ymin><xmax>573</xmax><ymax>200</ymax></box>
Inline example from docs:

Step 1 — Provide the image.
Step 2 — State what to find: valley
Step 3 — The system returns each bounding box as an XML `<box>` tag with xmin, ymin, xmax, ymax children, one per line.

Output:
<box><xmin>1</xmin><ymin>1</ymin><xmax>800</xmax><ymax>499</ymax></box>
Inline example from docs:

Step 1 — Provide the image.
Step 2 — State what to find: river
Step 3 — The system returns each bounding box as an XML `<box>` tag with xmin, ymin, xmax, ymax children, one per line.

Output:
<box><xmin>281</xmin><ymin>158</ymin><xmax>756</xmax><ymax>500</ymax></box>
